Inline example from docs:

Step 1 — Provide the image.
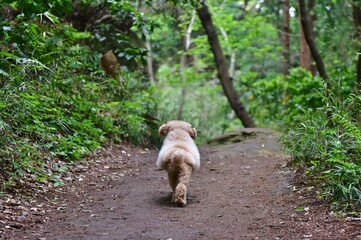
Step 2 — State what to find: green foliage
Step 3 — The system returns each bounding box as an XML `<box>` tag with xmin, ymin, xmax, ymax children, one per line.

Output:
<box><xmin>147</xmin><ymin>1</ymin><xmax>361</xmax><ymax>211</ymax></box>
<box><xmin>281</xmin><ymin>89</ymin><xmax>361</xmax><ymax>209</ymax></box>
<box><xmin>2</xmin><ymin>0</ymin><xmax>361</xmax><ymax>212</ymax></box>
<box><xmin>3</xmin><ymin>0</ymin><xmax>73</xmax><ymax>17</ymax></box>
<box><xmin>246</xmin><ymin>68</ymin><xmax>323</xmax><ymax>127</ymax></box>
<box><xmin>157</xmin><ymin>64</ymin><xmax>231</xmax><ymax>142</ymax></box>
<box><xmin>154</xmin><ymin>3</ymin><xmax>283</xmax><ymax>141</ymax></box>
<box><xmin>77</xmin><ymin>0</ymin><xmax>151</xmax><ymax>70</ymax></box>
<box><xmin>0</xmin><ymin>2</ymin><xmax>157</xmax><ymax>187</ymax></box>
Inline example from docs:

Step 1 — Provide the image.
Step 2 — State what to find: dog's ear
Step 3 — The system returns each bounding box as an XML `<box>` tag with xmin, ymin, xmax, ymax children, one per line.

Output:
<box><xmin>159</xmin><ymin>123</ymin><xmax>170</xmax><ymax>136</ymax></box>
<box><xmin>189</xmin><ymin>127</ymin><xmax>197</xmax><ymax>139</ymax></box>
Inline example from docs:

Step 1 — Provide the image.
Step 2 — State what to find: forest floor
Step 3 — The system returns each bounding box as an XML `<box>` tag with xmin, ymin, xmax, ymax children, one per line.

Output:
<box><xmin>1</xmin><ymin>128</ymin><xmax>360</xmax><ymax>240</ymax></box>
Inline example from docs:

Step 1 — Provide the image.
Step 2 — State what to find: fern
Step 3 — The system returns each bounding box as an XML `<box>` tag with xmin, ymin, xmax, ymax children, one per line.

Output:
<box><xmin>0</xmin><ymin>69</ymin><xmax>9</xmax><ymax>77</ymax></box>
<box><xmin>333</xmin><ymin>113</ymin><xmax>361</xmax><ymax>137</ymax></box>
<box><xmin>15</xmin><ymin>57</ymin><xmax>53</xmax><ymax>73</ymax></box>
<box><xmin>282</xmin><ymin>85</ymin><xmax>361</xmax><ymax>210</ymax></box>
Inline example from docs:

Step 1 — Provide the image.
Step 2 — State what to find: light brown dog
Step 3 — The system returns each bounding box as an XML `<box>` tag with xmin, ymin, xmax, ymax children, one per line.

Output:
<box><xmin>156</xmin><ymin>120</ymin><xmax>200</xmax><ymax>207</ymax></box>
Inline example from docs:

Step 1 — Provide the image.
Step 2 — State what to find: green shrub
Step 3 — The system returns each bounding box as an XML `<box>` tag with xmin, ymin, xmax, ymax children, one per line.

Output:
<box><xmin>0</xmin><ymin>5</ymin><xmax>157</xmax><ymax>188</ymax></box>
<box><xmin>281</xmin><ymin>90</ymin><xmax>361</xmax><ymax>210</ymax></box>
<box><xmin>246</xmin><ymin>67</ymin><xmax>323</xmax><ymax>127</ymax></box>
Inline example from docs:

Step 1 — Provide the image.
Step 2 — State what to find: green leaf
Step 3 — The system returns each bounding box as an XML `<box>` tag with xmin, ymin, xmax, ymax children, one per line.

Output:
<box><xmin>295</xmin><ymin>206</ymin><xmax>306</xmax><ymax>212</ymax></box>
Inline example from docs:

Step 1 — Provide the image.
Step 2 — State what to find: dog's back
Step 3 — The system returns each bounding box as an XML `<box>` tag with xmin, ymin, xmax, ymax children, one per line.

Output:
<box><xmin>156</xmin><ymin>129</ymin><xmax>200</xmax><ymax>171</ymax></box>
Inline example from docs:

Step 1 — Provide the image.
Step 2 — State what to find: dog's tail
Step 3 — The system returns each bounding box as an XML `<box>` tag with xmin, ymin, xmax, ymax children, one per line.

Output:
<box><xmin>170</xmin><ymin>149</ymin><xmax>196</xmax><ymax>171</ymax></box>
<box><xmin>170</xmin><ymin>149</ymin><xmax>193</xmax><ymax>180</ymax></box>
<box><xmin>170</xmin><ymin>149</ymin><xmax>186</xmax><ymax>165</ymax></box>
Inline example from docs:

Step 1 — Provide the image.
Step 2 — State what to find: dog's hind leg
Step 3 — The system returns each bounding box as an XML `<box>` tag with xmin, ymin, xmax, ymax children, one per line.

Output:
<box><xmin>174</xmin><ymin>163</ymin><xmax>192</xmax><ymax>207</ymax></box>
<box><xmin>167</xmin><ymin>171</ymin><xmax>178</xmax><ymax>203</ymax></box>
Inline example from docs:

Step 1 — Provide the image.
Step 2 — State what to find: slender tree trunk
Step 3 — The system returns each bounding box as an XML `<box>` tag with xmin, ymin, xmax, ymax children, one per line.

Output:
<box><xmin>197</xmin><ymin>2</ymin><xmax>256</xmax><ymax>128</ymax></box>
<box><xmin>176</xmin><ymin>54</ymin><xmax>186</xmax><ymax>120</ymax></box>
<box><xmin>298</xmin><ymin>0</ymin><xmax>328</xmax><ymax>83</ymax></box>
<box><xmin>352</xmin><ymin>1</ymin><xmax>361</xmax><ymax>91</ymax></box>
<box><xmin>299</xmin><ymin>21</ymin><xmax>312</xmax><ymax>71</ymax></box>
<box><xmin>144</xmin><ymin>33</ymin><xmax>155</xmax><ymax>85</ymax></box>
<box><xmin>308</xmin><ymin>0</ymin><xmax>317</xmax><ymax>76</ymax></box>
<box><xmin>138</xmin><ymin>0</ymin><xmax>155</xmax><ymax>85</ymax></box>
<box><xmin>298</xmin><ymin>0</ymin><xmax>315</xmax><ymax>74</ymax></box>
<box><xmin>282</xmin><ymin>0</ymin><xmax>291</xmax><ymax>75</ymax></box>
<box><xmin>220</xmin><ymin>27</ymin><xmax>236</xmax><ymax>78</ymax></box>
<box><xmin>176</xmin><ymin>12</ymin><xmax>196</xmax><ymax>120</ymax></box>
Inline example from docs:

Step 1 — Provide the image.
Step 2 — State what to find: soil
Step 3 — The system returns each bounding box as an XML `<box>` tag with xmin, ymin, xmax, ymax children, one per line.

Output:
<box><xmin>1</xmin><ymin>128</ymin><xmax>360</xmax><ymax>240</ymax></box>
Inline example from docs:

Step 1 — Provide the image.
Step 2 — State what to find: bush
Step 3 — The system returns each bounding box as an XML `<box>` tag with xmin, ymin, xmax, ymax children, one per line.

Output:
<box><xmin>245</xmin><ymin>68</ymin><xmax>323</xmax><ymax>128</ymax></box>
<box><xmin>0</xmin><ymin>5</ymin><xmax>157</xmax><ymax>188</ymax></box>
<box><xmin>281</xmin><ymin>89</ymin><xmax>361</xmax><ymax>210</ymax></box>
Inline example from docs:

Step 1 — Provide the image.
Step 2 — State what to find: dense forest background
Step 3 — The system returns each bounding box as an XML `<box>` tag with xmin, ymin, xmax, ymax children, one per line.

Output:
<box><xmin>1</xmin><ymin>0</ymin><xmax>361</xmax><ymax>210</ymax></box>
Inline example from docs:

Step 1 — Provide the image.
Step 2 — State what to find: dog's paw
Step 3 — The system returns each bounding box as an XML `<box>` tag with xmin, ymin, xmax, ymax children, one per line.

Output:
<box><xmin>175</xmin><ymin>199</ymin><xmax>186</xmax><ymax>207</ymax></box>
<box><xmin>175</xmin><ymin>184</ymin><xmax>187</xmax><ymax>207</ymax></box>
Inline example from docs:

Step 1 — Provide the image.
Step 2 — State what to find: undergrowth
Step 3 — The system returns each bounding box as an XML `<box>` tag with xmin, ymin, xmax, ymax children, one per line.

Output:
<box><xmin>0</xmin><ymin>5</ymin><xmax>157</xmax><ymax>189</ymax></box>
<box><xmin>281</xmin><ymin>89</ymin><xmax>361</xmax><ymax>210</ymax></box>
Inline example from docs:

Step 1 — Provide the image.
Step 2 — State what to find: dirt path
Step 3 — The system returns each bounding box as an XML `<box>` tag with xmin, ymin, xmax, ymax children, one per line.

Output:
<box><xmin>1</xmin><ymin>129</ymin><xmax>359</xmax><ymax>239</ymax></box>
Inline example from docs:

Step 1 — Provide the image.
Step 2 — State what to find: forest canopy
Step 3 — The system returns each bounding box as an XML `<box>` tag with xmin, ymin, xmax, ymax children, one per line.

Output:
<box><xmin>1</xmin><ymin>0</ymin><xmax>361</xmax><ymax>210</ymax></box>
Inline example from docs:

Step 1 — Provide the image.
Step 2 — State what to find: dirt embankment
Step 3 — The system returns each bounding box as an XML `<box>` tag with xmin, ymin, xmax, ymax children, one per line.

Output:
<box><xmin>1</xmin><ymin>128</ymin><xmax>360</xmax><ymax>239</ymax></box>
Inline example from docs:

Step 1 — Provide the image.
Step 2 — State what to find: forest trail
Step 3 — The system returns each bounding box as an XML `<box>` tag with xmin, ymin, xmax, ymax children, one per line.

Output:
<box><xmin>1</xmin><ymin>129</ymin><xmax>359</xmax><ymax>240</ymax></box>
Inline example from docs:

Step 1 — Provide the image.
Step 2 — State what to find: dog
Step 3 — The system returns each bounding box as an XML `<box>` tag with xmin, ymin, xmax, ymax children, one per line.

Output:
<box><xmin>156</xmin><ymin>120</ymin><xmax>200</xmax><ymax>207</ymax></box>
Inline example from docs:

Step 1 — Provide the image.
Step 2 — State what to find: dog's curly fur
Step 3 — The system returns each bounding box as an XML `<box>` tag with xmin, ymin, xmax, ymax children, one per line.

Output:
<box><xmin>156</xmin><ymin>120</ymin><xmax>200</xmax><ymax>207</ymax></box>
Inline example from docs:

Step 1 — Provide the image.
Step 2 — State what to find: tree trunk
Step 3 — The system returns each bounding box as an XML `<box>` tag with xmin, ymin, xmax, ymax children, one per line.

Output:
<box><xmin>220</xmin><ymin>27</ymin><xmax>236</xmax><ymax>78</ymax></box>
<box><xmin>298</xmin><ymin>0</ymin><xmax>316</xmax><ymax>74</ymax></box>
<box><xmin>308</xmin><ymin>0</ymin><xmax>317</xmax><ymax>76</ymax></box>
<box><xmin>176</xmin><ymin>12</ymin><xmax>196</xmax><ymax>120</ymax></box>
<box><xmin>352</xmin><ymin>1</ymin><xmax>361</xmax><ymax>91</ymax></box>
<box><xmin>138</xmin><ymin>0</ymin><xmax>155</xmax><ymax>85</ymax></box>
<box><xmin>144</xmin><ymin>33</ymin><xmax>155</xmax><ymax>85</ymax></box>
<box><xmin>197</xmin><ymin>2</ymin><xmax>256</xmax><ymax>128</ymax></box>
<box><xmin>298</xmin><ymin>0</ymin><xmax>328</xmax><ymax>83</ymax></box>
<box><xmin>282</xmin><ymin>0</ymin><xmax>291</xmax><ymax>75</ymax></box>
<box><xmin>176</xmin><ymin>54</ymin><xmax>186</xmax><ymax>120</ymax></box>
